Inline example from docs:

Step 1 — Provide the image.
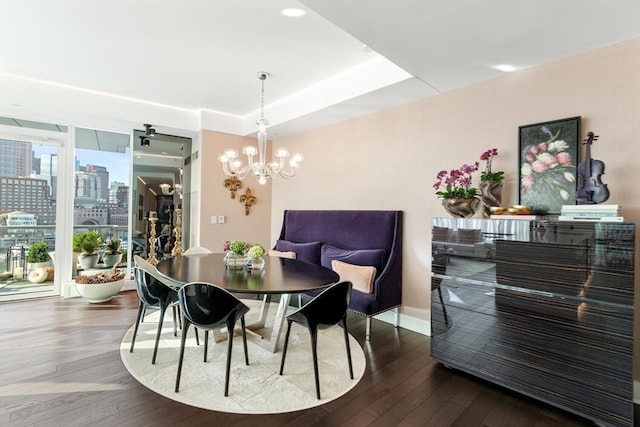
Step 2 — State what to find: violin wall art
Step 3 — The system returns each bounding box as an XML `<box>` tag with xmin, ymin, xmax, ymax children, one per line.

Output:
<box><xmin>576</xmin><ymin>131</ymin><xmax>609</xmax><ymax>204</ymax></box>
<box><xmin>518</xmin><ymin>116</ymin><xmax>581</xmax><ymax>215</ymax></box>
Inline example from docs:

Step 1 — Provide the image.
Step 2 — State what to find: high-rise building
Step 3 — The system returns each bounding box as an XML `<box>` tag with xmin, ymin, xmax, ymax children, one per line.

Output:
<box><xmin>85</xmin><ymin>164</ymin><xmax>109</xmax><ymax>201</ymax></box>
<box><xmin>0</xmin><ymin>177</ymin><xmax>56</xmax><ymax>224</ymax></box>
<box><xmin>109</xmin><ymin>181</ymin><xmax>128</xmax><ymax>205</ymax></box>
<box><xmin>35</xmin><ymin>153</ymin><xmax>58</xmax><ymax>197</ymax></box>
<box><xmin>75</xmin><ymin>169</ymin><xmax>100</xmax><ymax>200</ymax></box>
<box><xmin>0</xmin><ymin>140</ymin><xmax>31</xmax><ymax>177</ymax></box>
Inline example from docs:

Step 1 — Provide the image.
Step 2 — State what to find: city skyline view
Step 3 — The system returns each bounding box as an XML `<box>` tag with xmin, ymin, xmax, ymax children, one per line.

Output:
<box><xmin>32</xmin><ymin>144</ymin><xmax>130</xmax><ymax>185</ymax></box>
<box><xmin>1</xmin><ymin>140</ymin><xmax>131</xmax><ymax>229</ymax></box>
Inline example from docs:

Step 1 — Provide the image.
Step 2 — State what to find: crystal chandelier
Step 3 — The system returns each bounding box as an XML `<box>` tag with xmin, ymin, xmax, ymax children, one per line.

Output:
<box><xmin>159</xmin><ymin>168</ymin><xmax>183</xmax><ymax>199</ymax></box>
<box><xmin>218</xmin><ymin>72</ymin><xmax>303</xmax><ymax>185</ymax></box>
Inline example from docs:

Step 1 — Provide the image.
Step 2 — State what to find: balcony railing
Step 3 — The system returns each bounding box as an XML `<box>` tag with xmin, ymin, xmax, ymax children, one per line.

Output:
<box><xmin>0</xmin><ymin>224</ymin><xmax>130</xmax><ymax>273</ymax></box>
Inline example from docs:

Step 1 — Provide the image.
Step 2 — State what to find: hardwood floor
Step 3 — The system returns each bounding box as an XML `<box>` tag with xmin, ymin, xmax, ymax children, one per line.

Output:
<box><xmin>0</xmin><ymin>291</ymin><xmax>596</xmax><ymax>426</ymax></box>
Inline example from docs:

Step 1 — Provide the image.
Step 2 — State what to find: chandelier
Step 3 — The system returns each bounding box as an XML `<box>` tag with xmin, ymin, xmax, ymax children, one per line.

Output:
<box><xmin>159</xmin><ymin>168</ymin><xmax>183</xmax><ymax>199</ymax></box>
<box><xmin>218</xmin><ymin>72</ymin><xmax>303</xmax><ymax>185</ymax></box>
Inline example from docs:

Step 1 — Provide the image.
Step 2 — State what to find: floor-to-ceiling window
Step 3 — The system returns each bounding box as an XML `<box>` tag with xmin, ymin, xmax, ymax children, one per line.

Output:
<box><xmin>0</xmin><ymin>119</ymin><xmax>67</xmax><ymax>300</ymax></box>
<box><xmin>0</xmin><ymin>118</ymin><xmax>132</xmax><ymax>301</ymax></box>
<box><xmin>73</xmin><ymin>128</ymin><xmax>131</xmax><ymax>279</ymax></box>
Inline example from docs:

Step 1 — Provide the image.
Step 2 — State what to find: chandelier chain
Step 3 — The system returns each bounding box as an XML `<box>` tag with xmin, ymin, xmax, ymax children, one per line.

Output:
<box><xmin>259</xmin><ymin>73</ymin><xmax>266</xmax><ymax>121</ymax></box>
<box><xmin>217</xmin><ymin>70</ymin><xmax>302</xmax><ymax>184</ymax></box>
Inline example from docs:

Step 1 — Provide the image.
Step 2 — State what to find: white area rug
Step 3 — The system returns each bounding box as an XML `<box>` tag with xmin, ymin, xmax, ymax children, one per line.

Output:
<box><xmin>120</xmin><ymin>300</ymin><xmax>365</xmax><ymax>414</ymax></box>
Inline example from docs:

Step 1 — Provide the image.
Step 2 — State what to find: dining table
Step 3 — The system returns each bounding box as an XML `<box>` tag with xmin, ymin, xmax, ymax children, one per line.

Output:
<box><xmin>156</xmin><ymin>253</ymin><xmax>339</xmax><ymax>352</ymax></box>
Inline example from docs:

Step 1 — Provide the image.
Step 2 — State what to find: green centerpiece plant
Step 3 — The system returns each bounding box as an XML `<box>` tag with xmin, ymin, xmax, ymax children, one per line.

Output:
<box><xmin>223</xmin><ymin>240</ymin><xmax>248</xmax><ymax>268</ymax></box>
<box><xmin>247</xmin><ymin>244</ymin><xmax>266</xmax><ymax>269</ymax></box>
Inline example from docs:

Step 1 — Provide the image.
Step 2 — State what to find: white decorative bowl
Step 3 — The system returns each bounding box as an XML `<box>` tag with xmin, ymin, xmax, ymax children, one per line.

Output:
<box><xmin>75</xmin><ymin>279</ymin><xmax>124</xmax><ymax>303</ymax></box>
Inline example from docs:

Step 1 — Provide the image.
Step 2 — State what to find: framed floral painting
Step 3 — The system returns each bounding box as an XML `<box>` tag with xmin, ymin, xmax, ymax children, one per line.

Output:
<box><xmin>518</xmin><ymin>116</ymin><xmax>581</xmax><ymax>215</ymax></box>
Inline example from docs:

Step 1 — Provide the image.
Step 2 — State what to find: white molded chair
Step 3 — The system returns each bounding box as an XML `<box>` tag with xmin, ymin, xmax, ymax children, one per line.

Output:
<box><xmin>183</xmin><ymin>246</ymin><xmax>213</xmax><ymax>256</ymax></box>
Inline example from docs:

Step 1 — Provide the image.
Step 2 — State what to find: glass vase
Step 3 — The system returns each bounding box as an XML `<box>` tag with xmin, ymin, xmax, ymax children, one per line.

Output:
<box><xmin>247</xmin><ymin>256</ymin><xmax>265</xmax><ymax>270</ymax></box>
<box><xmin>479</xmin><ymin>180</ymin><xmax>503</xmax><ymax>218</ymax></box>
<box><xmin>224</xmin><ymin>252</ymin><xmax>245</xmax><ymax>269</ymax></box>
<box><xmin>441</xmin><ymin>197</ymin><xmax>481</xmax><ymax>218</ymax></box>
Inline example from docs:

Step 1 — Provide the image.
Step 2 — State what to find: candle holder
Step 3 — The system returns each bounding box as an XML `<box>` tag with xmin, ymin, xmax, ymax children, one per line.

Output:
<box><xmin>148</xmin><ymin>217</ymin><xmax>159</xmax><ymax>266</ymax></box>
<box><xmin>172</xmin><ymin>207</ymin><xmax>184</xmax><ymax>256</ymax></box>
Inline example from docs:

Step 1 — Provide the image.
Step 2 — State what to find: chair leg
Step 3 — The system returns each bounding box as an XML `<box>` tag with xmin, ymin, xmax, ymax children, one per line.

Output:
<box><xmin>177</xmin><ymin>306</ymin><xmax>182</xmax><ymax>329</ymax></box>
<box><xmin>309</xmin><ymin>325</ymin><xmax>321</xmax><ymax>399</ymax></box>
<box><xmin>341</xmin><ymin>317</ymin><xmax>354</xmax><ymax>379</ymax></box>
<box><xmin>279</xmin><ymin>320</ymin><xmax>293</xmax><ymax>375</ymax></box>
<box><xmin>129</xmin><ymin>301</ymin><xmax>145</xmax><ymax>353</ymax></box>
<box><xmin>365</xmin><ymin>316</ymin><xmax>371</xmax><ymax>341</ymax></box>
<box><xmin>172</xmin><ymin>305</ymin><xmax>178</xmax><ymax>337</ymax></box>
<box><xmin>204</xmin><ymin>330</ymin><xmax>209</xmax><ymax>362</ymax></box>
<box><xmin>224</xmin><ymin>322</ymin><xmax>235</xmax><ymax>397</ymax></box>
<box><xmin>241</xmin><ymin>316</ymin><xmax>249</xmax><ymax>365</ymax></box>
<box><xmin>174</xmin><ymin>321</ymin><xmax>191</xmax><ymax>392</ymax></box>
<box><xmin>152</xmin><ymin>303</ymin><xmax>169</xmax><ymax>364</ymax></box>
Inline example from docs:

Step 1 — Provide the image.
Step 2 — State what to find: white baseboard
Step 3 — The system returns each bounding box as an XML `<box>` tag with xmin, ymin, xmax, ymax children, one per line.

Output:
<box><xmin>373</xmin><ymin>310</ymin><xmax>429</xmax><ymax>336</ymax></box>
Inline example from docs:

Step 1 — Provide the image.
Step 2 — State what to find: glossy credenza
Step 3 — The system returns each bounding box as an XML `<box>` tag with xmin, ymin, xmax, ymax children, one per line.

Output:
<box><xmin>430</xmin><ymin>218</ymin><xmax>635</xmax><ymax>427</ymax></box>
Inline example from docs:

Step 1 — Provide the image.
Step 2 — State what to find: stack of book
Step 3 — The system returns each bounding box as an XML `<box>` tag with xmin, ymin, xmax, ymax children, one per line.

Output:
<box><xmin>559</xmin><ymin>204</ymin><xmax>623</xmax><ymax>222</ymax></box>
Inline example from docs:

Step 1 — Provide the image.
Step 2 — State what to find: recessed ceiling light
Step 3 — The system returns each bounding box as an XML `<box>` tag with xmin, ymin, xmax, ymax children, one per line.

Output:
<box><xmin>281</xmin><ymin>8</ymin><xmax>306</xmax><ymax>17</ymax></box>
<box><xmin>493</xmin><ymin>64</ymin><xmax>517</xmax><ymax>72</ymax></box>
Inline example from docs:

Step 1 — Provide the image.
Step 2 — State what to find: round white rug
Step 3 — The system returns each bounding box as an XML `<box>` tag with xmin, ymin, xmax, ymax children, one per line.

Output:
<box><xmin>120</xmin><ymin>300</ymin><xmax>366</xmax><ymax>414</ymax></box>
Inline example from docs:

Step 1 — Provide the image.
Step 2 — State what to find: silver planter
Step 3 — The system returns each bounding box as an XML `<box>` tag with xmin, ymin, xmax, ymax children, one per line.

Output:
<box><xmin>441</xmin><ymin>197</ymin><xmax>481</xmax><ymax>218</ymax></box>
<box><xmin>479</xmin><ymin>180</ymin><xmax>503</xmax><ymax>218</ymax></box>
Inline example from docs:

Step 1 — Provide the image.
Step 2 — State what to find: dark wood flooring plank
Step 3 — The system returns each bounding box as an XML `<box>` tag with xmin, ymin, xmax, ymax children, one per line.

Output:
<box><xmin>0</xmin><ymin>291</ymin><xmax>599</xmax><ymax>427</ymax></box>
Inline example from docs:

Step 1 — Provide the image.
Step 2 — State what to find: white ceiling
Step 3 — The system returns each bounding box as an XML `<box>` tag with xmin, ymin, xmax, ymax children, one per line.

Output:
<box><xmin>0</xmin><ymin>0</ymin><xmax>638</xmax><ymax>140</ymax></box>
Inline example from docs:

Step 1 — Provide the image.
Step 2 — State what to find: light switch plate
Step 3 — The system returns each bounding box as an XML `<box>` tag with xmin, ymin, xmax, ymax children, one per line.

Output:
<box><xmin>211</xmin><ymin>216</ymin><xmax>217</xmax><ymax>224</ymax></box>
<box><xmin>218</xmin><ymin>215</ymin><xmax>225</xmax><ymax>224</ymax></box>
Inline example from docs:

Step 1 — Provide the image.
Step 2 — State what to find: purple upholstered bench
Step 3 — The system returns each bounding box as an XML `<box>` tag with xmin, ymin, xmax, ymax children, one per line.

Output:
<box><xmin>274</xmin><ymin>210</ymin><xmax>403</xmax><ymax>340</ymax></box>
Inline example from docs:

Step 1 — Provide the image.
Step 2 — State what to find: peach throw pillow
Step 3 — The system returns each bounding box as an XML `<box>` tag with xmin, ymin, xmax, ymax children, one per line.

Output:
<box><xmin>268</xmin><ymin>249</ymin><xmax>297</xmax><ymax>259</ymax></box>
<box><xmin>331</xmin><ymin>259</ymin><xmax>376</xmax><ymax>294</ymax></box>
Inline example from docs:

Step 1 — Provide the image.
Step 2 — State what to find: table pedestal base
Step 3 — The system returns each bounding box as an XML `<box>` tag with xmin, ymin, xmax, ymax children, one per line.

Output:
<box><xmin>211</xmin><ymin>294</ymin><xmax>292</xmax><ymax>353</ymax></box>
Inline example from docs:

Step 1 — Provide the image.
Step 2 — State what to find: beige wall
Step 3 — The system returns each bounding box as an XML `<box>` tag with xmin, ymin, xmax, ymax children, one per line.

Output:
<box><xmin>268</xmin><ymin>38</ymin><xmax>640</xmax><ymax>378</ymax></box>
<box><xmin>198</xmin><ymin>130</ymin><xmax>272</xmax><ymax>252</ymax></box>
<box><xmin>197</xmin><ymin>38</ymin><xmax>639</xmax><ymax>384</ymax></box>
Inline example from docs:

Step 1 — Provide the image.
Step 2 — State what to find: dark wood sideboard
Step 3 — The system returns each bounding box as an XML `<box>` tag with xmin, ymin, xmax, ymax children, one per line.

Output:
<box><xmin>431</xmin><ymin>218</ymin><xmax>635</xmax><ymax>427</ymax></box>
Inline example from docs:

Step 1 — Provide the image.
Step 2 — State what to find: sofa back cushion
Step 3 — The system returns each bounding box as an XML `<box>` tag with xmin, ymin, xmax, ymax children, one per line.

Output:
<box><xmin>321</xmin><ymin>244</ymin><xmax>386</xmax><ymax>275</ymax></box>
<box><xmin>275</xmin><ymin>240</ymin><xmax>322</xmax><ymax>264</ymax></box>
<box><xmin>278</xmin><ymin>210</ymin><xmax>398</xmax><ymax>255</ymax></box>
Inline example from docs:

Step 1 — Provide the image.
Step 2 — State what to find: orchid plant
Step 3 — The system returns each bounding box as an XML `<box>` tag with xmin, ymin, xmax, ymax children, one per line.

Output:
<box><xmin>433</xmin><ymin>162</ymin><xmax>479</xmax><ymax>199</ymax></box>
<box><xmin>479</xmin><ymin>148</ymin><xmax>504</xmax><ymax>181</ymax></box>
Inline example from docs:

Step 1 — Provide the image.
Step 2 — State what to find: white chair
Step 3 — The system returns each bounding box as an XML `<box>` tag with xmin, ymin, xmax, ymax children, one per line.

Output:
<box><xmin>183</xmin><ymin>246</ymin><xmax>213</xmax><ymax>256</ymax></box>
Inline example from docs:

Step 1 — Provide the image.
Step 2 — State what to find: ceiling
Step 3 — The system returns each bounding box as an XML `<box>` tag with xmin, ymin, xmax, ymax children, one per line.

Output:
<box><xmin>1</xmin><ymin>0</ymin><xmax>638</xmax><ymax>141</ymax></box>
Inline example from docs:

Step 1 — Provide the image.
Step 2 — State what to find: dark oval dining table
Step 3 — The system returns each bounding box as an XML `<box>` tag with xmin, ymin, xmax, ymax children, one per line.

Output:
<box><xmin>156</xmin><ymin>253</ymin><xmax>338</xmax><ymax>292</ymax></box>
<box><xmin>156</xmin><ymin>253</ymin><xmax>339</xmax><ymax>352</ymax></box>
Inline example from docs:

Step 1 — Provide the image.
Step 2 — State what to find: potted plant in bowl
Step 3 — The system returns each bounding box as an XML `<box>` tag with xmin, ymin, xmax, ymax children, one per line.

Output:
<box><xmin>102</xmin><ymin>238</ymin><xmax>122</xmax><ymax>268</ymax></box>
<box><xmin>26</xmin><ymin>241</ymin><xmax>52</xmax><ymax>283</ymax></box>
<box><xmin>75</xmin><ymin>266</ymin><xmax>125</xmax><ymax>303</ymax></box>
<box><xmin>26</xmin><ymin>241</ymin><xmax>51</xmax><ymax>269</ymax></box>
<box><xmin>73</xmin><ymin>230</ymin><xmax>103</xmax><ymax>269</ymax></box>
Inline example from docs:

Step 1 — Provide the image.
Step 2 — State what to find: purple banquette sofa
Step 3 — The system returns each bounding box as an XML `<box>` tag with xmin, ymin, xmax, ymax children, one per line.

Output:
<box><xmin>274</xmin><ymin>210</ymin><xmax>403</xmax><ymax>340</ymax></box>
